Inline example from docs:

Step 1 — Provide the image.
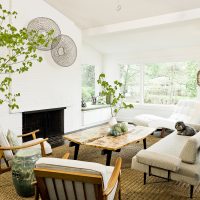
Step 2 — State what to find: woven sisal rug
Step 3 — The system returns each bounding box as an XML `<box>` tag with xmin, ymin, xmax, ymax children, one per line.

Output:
<box><xmin>0</xmin><ymin>135</ymin><xmax>199</xmax><ymax>200</ymax></box>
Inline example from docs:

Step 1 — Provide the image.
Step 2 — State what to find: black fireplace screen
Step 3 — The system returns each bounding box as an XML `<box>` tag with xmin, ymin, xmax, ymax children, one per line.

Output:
<box><xmin>22</xmin><ymin>107</ymin><xmax>66</xmax><ymax>147</ymax></box>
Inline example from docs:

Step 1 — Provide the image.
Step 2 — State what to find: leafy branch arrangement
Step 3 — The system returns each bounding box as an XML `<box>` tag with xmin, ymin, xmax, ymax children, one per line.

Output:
<box><xmin>0</xmin><ymin>4</ymin><xmax>53</xmax><ymax>109</ymax></box>
<box><xmin>97</xmin><ymin>73</ymin><xmax>134</xmax><ymax>117</ymax></box>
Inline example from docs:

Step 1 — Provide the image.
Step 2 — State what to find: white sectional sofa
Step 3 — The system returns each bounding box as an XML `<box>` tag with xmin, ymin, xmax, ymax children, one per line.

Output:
<box><xmin>132</xmin><ymin>130</ymin><xmax>200</xmax><ymax>198</ymax></box>
<box><xmin>132</xmin><ymin>100</ymin><xmax>200</xmax><ymax>131</ymax></box>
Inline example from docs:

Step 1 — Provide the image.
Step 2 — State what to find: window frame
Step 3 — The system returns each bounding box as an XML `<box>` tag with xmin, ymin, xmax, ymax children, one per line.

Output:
<box><xmin>120</xmin><ymin>62</ymin><xmax>198</xmax><ymax>105</ymax></box>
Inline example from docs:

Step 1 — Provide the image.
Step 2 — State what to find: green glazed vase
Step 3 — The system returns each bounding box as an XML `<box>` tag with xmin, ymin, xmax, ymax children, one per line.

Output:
<box><xmin>12</xmin><ymin>149</ymin><xmax>41</xmax><ymax>197</ymax></box>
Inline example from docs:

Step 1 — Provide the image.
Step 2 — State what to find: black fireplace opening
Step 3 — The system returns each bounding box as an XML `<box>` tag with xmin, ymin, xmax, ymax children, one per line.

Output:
<box><xmin>22</xmin><ymin>107</ymin><xmax>66</xmax><ymax>148</ymax></box>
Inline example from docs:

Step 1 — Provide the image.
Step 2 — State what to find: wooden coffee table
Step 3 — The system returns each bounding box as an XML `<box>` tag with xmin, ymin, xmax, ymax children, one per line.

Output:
<box><xmin>64</xmin><ymin>124</ymin><xmax>155</xmax><ymax>166</ymax></box>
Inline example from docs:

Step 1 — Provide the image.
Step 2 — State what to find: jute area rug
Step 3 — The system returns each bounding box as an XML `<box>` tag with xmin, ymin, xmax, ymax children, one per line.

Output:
<box><xmin>0</xmin><ymin>135</ymin><xmax>200</xmax><ymax>200</ymax></box>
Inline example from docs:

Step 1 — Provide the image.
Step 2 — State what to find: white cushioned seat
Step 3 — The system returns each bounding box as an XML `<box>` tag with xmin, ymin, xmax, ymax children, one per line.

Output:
<box><xmin>36</xmin><ymin>157</ymin><xmax>117</xmax><ymax>200</ymax></box>
<box><xmin>23</xmin><ymin>138</ymin><xmax>52</xmax><ymax>155</ymax></box>
<box><xmin>133</xmin><ymin>100</ymin><xmax>200</xmax><ymax>130</ymax></box>
<box><xmin>136</xmin><ymin>150</ymin><xmax>181</xmax><ymax>172</ymax></box>
<box><xmin>132</xmin><ymin>156</ymin><xmax>200</xmax><ymax>186</ymax></box>
<box><xmin>132</xmin><ymin>114</ymin><xmax>164</xmax><ymax>127</ymax></box>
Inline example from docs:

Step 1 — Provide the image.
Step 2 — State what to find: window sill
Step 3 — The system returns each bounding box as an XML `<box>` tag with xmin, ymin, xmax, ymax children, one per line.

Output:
<box><xmin>81</xmin><ymin>104</ymin><xmax>109</xmax><ymax>111</ymax></box>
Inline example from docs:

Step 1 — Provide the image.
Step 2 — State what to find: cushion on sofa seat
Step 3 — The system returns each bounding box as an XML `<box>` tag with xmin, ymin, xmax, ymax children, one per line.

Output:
<box><xmin>180</xmin><ymin>132</ymin><xmax>200</xmax><ymax>164</ymax></box>
<box><xmin>132</xmin><ymin>114</ymin><xmax>164</xmax><ymax>127</ymax></box>
<box><xmin>136</xmin><ymin>150</ymin><xmax>181</xmax><ymax>172</ymax></box>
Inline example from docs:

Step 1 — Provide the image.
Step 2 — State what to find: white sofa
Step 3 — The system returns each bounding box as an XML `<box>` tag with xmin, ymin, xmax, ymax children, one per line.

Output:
<box><xmin>132</xmin><ymin>100</ymin><xmax>200</xmax><ymax>130</ymax></box>
<box><xmin>132</xmin><ymin>129</ymin><xmax>200</xmax><ymax>198</ymax></box>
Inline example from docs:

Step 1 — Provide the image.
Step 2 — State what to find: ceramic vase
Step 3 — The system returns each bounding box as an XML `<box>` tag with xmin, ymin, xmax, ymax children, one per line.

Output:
<box><xmin>12</xmin><ymin>149</ymin><xmax>41</xmax><ymax>197</ymax></box>
<box><xmin>109</xmin><ymin>116</ymin><xmax>117</xmax><ymax>127</ymax></box>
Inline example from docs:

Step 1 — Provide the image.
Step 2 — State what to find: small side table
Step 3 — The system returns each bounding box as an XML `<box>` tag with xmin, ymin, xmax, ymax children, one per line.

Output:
<box><xmin>12</xmin><ymin>149</ymin><xmax>41</xmax><ymax>197</ymax></box>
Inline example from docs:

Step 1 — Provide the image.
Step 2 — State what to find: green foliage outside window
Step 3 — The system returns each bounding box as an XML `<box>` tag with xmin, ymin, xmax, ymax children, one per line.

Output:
<box><xmin>120</xmin><ymin>61</ymin><xmax>199</xmax><ymax>105</ymax></box>
<box><xmin>82</xmin><ymin>65</ymin><xmax>95</xmax><ymax>102</ymax></box>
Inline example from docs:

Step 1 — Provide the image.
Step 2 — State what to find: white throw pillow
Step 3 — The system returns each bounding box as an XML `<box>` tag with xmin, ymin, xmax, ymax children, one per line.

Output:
<box><xmin>0</xmin><ymin>127</ymin><xmax>13</xmax><ymax>161</ymax></box>
<box><xmin>180</xmin><ymin>132</ymin><xmax>200</xmax><ymax>164</ymax></box>
<box><xmin>7</xmin><ymin>129</ymin><xmax>20</xmax><ymax>147</ymax></box>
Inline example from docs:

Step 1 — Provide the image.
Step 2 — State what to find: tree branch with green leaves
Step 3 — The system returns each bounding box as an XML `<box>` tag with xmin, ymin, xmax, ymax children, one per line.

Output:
<box><xmin>0</xmin><ymin>3</ymin><xmax>54</xmax><ymax>109</ymax></box>
<box><xmin>97</xmin><ymin>73</ymin><xmax>134</xmax><ymax>117</ymax></box>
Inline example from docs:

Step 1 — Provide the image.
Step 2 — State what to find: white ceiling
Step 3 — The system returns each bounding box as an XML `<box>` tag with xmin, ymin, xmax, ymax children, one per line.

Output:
<box><xmin>44</xmin><ymin>0</ymin><xmax>200</xmax><ymax>55</ymax></box>
<box><xmin>84</xmin><ymin>19</ymin><xmax>200</xmax><ymax>54</ymax></box>
<box><xmin>44</xmin><ymin>0</ymin><xmax>200</xmax><ymax>29</ymax></box>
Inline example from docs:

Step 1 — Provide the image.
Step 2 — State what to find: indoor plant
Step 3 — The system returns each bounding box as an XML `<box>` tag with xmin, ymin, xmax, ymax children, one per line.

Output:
<box><xmin>97</xmin><ymin>73</ymin><xmax>134</xmax><ymax>126</ymax></box>
<box><xmin>0</xmin><ymin>3</ymin><xmax>53</xmax><ymax>109</ymax></box>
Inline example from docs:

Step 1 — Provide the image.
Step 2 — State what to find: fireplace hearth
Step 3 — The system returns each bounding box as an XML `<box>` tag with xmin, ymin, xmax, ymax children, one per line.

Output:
<box><xmin>22</xmin><ymin>107</ymin><xmax>66</xmax><ymax>148</ymax></box>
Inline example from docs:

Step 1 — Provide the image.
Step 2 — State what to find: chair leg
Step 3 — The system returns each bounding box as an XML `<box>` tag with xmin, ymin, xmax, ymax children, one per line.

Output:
<box><xmin>35</xmin><ymin>186</ymin><xmax>39</xmax><ymax>200</ymax></box>
<box><xmin>118</xmin><ymin>187</ymin><xmax>121</xmax><ymax>200</ymax></box>
<box><xmin>0</xmin><ymin>152</ymin><xmax>11</xmax><ymax>174</ymax></box>
<box><xmin>144</xmin><ymin>173</ymin><xmax>147</xmax><ymax>185</ymax></box>
<box><xmin>190</xmin><ymin>185</ymin><xmax>194</xmax><ymax>199</ymax></box>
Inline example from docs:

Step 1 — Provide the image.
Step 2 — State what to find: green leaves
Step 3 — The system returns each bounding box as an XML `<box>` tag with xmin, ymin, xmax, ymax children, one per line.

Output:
<box><xmin>0</xmin><ymin>4</ymin><xmax>53</xmax><ymax>110</ymax></box>
<box><xmin>97</xmin><ymin>73</ymin><xmax>134</xmax><ymax>117</ymax></box>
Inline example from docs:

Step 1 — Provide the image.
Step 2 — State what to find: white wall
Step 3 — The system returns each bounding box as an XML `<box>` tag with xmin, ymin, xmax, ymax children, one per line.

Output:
<box><xmin>0</xmin><ymin>0</ymin><xmax>82</xmax><ymax>133</ymax></box>
<box><xmin>81</xmin><ymin>43</ymin><xmax>103</xmax><ymax>96</ymax></box>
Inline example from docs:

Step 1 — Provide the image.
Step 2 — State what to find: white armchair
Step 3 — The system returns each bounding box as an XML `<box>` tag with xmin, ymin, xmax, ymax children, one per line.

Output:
<box><xmin>132</xmin><ymin>100</ymin><xmax>200</xmax><ymax>134</ymax></box>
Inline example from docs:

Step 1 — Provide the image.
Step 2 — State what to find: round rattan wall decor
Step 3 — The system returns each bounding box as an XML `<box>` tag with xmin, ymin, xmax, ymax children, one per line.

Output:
<box><xmin>27</xmin><ymin>17</ymin><xmax>61</xmax><ymax>51</ymax></box>
<box><xmin>51</xmin><ymin>34</ymin><xmax>77</xmax><ymax>67</ymax></box>
<box><xmin>197</xmin><ymin>70</ymin><xmax>200</xmax><ymax>86</ymax></box>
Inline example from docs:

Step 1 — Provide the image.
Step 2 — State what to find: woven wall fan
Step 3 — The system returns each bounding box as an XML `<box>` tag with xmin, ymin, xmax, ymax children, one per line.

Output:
<box><xmin>51</xmin><ymin>34</ymin><xmax>77</xmax><ymax>67</ymax></box>
<box><xmin>27</xmin><ymin>17</ymin><xmax>61</xmax><ymax>51</ymax></box>
<box><xmin>197</xmin><ymin>70</ymin><xmax>200</xmax><ymax>86</ymax></box>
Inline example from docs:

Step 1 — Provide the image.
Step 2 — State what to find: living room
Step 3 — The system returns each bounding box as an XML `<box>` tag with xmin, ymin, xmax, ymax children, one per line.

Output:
<box><xmin>1</xmin><ymin>0</ymin><xmax>200</xmax><ymax>199</ymax></box>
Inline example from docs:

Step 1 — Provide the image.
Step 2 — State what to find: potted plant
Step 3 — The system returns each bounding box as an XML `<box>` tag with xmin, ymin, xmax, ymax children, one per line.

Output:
<box><xmin>97</xmin><ymin>73</ymin><xmax>134</xmax><ymax>126</ymax></box>
<box><xmin>0</xmin><ymin>3</ymin><xmax>53</xmax><ymax>109</ymax></box>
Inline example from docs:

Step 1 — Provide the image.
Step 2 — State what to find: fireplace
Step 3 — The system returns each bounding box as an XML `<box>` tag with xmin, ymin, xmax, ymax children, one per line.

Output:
<box><xmin>22</xmin><ymin>107</ymin><xmax>66</xmax><ymax>148</ymax></box>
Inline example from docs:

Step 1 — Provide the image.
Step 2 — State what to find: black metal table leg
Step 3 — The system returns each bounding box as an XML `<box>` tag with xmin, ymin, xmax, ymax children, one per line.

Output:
<box><xmin>143</xmin><ymin>138</ymin><xmax>147</xmax><ymax>149</ymax></box>
<box><xmin>101</xmin><ymin>150</ymin><xmax>113</xmax><ymax>166</ymax></box>
<box><xmin>69</xmin><ymin>142</ymin><xmax>80</xmax><ymax>160</ymax></box>
<box><xmin>101</xmin><ymin>149</ymin><xmax>121</xmax><ymax>166</ymax></box>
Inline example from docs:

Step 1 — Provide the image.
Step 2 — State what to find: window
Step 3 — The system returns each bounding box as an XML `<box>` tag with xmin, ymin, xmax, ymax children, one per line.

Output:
<box><xmin>82</xmin><ymin>64</ymin><xmax>95</xmax><ymax>102</ymax></box>
<box><xmin>120</xmin><ymin>61</ymin><xmax>198</xmax><ymax>105</ymax></box>
<box><xmin>120</xmin><ymin>64</ymin><xmax>141</xmax><ymax>103</ymax></box>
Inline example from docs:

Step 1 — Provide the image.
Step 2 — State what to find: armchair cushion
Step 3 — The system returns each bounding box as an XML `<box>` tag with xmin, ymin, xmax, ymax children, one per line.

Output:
<box><xmin>0</xmin><ymin>127</ymin><xmax>13</xmax><ymax>161</ymax></box>
<box><xmin>180</xmin><ymin>132</ymin><xmax>200</xmax><ymax>164</ymax></box>
<box><xmin>36</xmin><ymin>157</ymin><xmax>114</xmax><ymax>189</ymax></box>
<box><xmin>136</xmin><ymin>149</ymin><xmax>181</xmax><ymax>172</ymax></box>
<box><xmin>24</xmin><ymin>138</ymin><xmax>52</xmax><ymax>155</ymax></box>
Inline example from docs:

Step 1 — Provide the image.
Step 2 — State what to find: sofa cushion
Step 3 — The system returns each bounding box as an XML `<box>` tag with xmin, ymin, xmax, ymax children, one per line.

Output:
<box><xmin>136</xmin><ymin>150</ymin><xmax>181</xmax><ymax>172</ymax></box>
<box><xmin>180</xmin><ymin>132</ymin><xmax>200</xmax><ymax>164</ymax></box>
<box><xmin>132</xmin><ymin>114</ymin><xmax>164</xmax><ymax>127</ymax></box>
<box><xmin>132</xmin><ymin>156</ymin><xmax>200</xmax><ymax>186</ymax></box>
<box><xmin>148</xmin><ymin>131</ymin><xmax>189</xmax><ymax>157</ymax></box>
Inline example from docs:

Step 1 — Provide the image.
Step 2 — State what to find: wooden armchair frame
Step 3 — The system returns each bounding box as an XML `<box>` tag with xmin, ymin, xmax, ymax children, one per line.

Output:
<box><xmin>34</xmin><ymin>156</ymin><xmax>122</xmax><ymax>200</ymax></box>
<box><xmin>0</xmin><ymin>130</ymin><xmax>48</xmax><ymax>174</ymax></box>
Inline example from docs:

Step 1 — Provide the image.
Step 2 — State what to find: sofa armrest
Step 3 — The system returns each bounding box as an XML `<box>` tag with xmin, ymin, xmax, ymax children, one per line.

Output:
<box><xmin>136</xmin><ymin>150</ymin><xmax>181</xmax><ymax>172</ymax></box>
